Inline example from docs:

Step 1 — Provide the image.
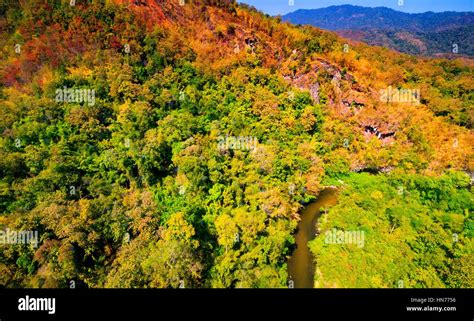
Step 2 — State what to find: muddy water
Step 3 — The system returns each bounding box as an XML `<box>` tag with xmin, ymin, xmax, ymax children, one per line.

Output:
<box><xmin>287</xmin><ymin>188</ymin><xmax>338</xmax><ymax>288</ymax></box>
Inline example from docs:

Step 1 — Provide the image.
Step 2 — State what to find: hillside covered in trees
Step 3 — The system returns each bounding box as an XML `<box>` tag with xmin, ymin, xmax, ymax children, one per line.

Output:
<box><xmin>282</xmin><ymin>5</ymin><xmax>474</xmax><ymax>57</ymax></box>
<box><xmin>0</xmin><ymin>0</ymin><xmax>472</xmax><ymax>288</ymax></box>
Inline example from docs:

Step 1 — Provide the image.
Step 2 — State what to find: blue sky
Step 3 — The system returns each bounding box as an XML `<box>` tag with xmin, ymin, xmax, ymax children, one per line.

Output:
<box><xmin>238</xmin><ymin>0</ymin><xmax>474</xmax><ymax>15</ymax></box>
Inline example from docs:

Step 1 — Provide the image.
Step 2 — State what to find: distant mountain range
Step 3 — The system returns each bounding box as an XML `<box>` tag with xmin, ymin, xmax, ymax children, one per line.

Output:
<box><xmin>282</xmin><ymin>5</ymin><xmax>474</xmax><ymax>57</ymax></box>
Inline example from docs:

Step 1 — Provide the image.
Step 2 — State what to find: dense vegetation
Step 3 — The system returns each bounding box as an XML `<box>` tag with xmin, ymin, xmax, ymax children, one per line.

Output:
<box><xmin>0</xmin><ymin>0</ymin><xmax>472</xmax><ymax>288</ymax></box>
<box><xmin>313</xmin><ymin>172</ymin><xmax>473</xmax><ymax>288</ymax></box>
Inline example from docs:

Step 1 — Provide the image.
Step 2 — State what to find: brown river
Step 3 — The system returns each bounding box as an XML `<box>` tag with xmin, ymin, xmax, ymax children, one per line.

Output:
<box><xmin>287</xmin><ymin>188</ymin><xmax>338</xmax><ymax>288</ymax></box>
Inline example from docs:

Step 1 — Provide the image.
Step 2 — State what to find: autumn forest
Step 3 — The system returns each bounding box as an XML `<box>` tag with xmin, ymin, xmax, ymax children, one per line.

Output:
<box><xmin>0</xmin><ymin>0</ymin><xmax>472</xmax><ymax>289</ymax></box>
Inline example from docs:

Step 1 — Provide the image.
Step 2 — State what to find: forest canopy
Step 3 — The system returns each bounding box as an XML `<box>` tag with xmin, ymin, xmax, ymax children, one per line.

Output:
<box><xmin>0</xmin><ymin>0</ymin><xmax>472</xmax><ymax>288</ymax></box>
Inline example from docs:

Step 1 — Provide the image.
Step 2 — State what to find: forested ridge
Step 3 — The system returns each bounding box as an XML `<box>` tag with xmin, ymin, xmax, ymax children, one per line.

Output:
<box><xmin>283</xmin><ymin>5</ymin><xmax>474</xmax><ymax>57</ymax></box>
<box><xmin>0</xmin><ymin>0</ymin><xmax>472</xmax><ymax>288</ymax></box>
